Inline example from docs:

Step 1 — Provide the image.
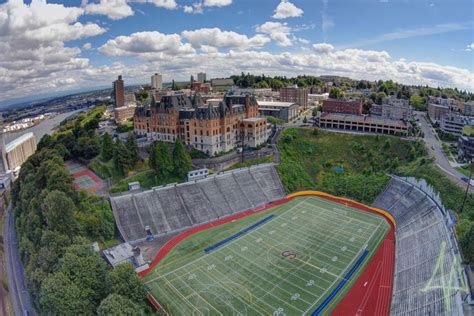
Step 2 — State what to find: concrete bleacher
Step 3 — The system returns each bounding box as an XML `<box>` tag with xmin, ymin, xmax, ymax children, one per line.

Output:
<box><xmin>373</xmin><ymin>176</ymin><xmax>466</xmax><ymax>316</ymax></box>
<box><xmin>110</xmin><ymin>164</ymin><xmax>286</xmax><ymax>242</ymax></box>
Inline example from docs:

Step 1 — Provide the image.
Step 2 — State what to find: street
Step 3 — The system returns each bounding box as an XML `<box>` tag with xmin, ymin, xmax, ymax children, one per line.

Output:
<box><xmin>415</xmin><ymin>111</ymin><xmax>471</xmax><ymax>191</ymax></box>
<box><xmin>4</xmin><ymin>204</ymin><xmax>37</xmax><ymax>316</ymax></box>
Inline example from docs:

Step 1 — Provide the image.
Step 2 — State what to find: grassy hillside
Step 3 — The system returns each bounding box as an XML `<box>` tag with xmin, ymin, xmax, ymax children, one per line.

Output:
<box><xmin>276</xmin><ymin>128</ymin><xmax>425</xmax><ymax>204</ymax></box>
<box><xmin>276</xmin><ymin>128</ymin><xmax>474</xmax><ymax>263</ymax></box>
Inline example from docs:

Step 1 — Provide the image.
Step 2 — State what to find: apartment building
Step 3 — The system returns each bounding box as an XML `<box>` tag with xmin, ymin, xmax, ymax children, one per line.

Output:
<box><xmin>280</xmin><ymin>86</ymin><xmax>309</xmax><ymax>110</ymax></box>
<box><xmin>440</xmin><ymin>114</ymin><xmax>473</xmax><ymax>136</ymax></box>
<box><xmin>427</xmin><ymin>103</ymin><xmax>450</xmax><ymax>122</ymax></box>
<box><xmin>372</xmin><ymin>97</ymin><xmax>413</xmax><ymax>120</ymax></box>
<box><xmin>134</xmin><ymin>94</ymin><xmax>267</xmax><ymax>156</ymax></box>
<box><xmin>322</xmin><ymin>99</ymin><xmax>363</xmax><ymax>115</ymax></box>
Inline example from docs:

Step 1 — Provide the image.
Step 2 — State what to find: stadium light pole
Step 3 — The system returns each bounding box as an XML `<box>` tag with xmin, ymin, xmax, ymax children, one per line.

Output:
<box><xmin>460</xmin><ymin>158</ymin><xmax>472</xmax><ymax>214</ymax></box>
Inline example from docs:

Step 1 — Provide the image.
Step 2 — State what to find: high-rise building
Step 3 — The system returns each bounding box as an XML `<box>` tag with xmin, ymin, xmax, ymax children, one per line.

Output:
<box><xmin>280</xmin><ymin>86</ymin><xmax>309</xmax><ymax>110</ymax></box>
<box><xmin>190</xmin><ymin>75</ymin><xmax>194</xmax><ymax>83</ymax></box>
<box><xmin>197</xmin><ymin>72</ymin><xmax>206</xmax><ymax>83</ymax></box>
<box><xmin>151</xmin><ymin>73</ymin><xmax>162</xmax><ymax>89</ymax></box>
<box><xmin>113</xmin><ymin>75</ymin><xmax>125</xmax><ymax>108</ymax></box>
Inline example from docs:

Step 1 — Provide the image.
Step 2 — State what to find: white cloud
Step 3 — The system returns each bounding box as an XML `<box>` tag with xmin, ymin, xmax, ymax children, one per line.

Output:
<box><xmin>466</xmin><ymin>43</ymin><xmax>474</xmax><ymax>51</ymax></box>
<box><xmin>84</xmin><ymin>0</ymin><xmax>134</xmax><ymax>20</ymax></box>
<box><xmin>341</xmin><ymin>23</ymin><xmax>469</xmax><ymax>49</ymax></box>
<box><xmin>272</xmin><ymin>0</ymin><xmax>303</xmax><ymax>19</ymax></box>
<box><xmin>94</xmin><ymin>34</ymin><xmax>474</xmax><ymax>93</ymax></box>
<box><xmin>203</xmin><ymin>0</ymin><xmax>232</xmax><ymax>7</ymax></box>
<box><xmin>98</xmin><ymin>31</ymin><xmax>195</xmax><ymax>59</ymax></box>
<box><xmin>130</xmin><ymin>0</ymin><xmax>178</xmax><ymax>10</ymax></box>
<box><xmin>181</xmin><ymin>28</ymin><xmax>270</xmax><ymax>50</ymax></box>
<box><xmin>0</xmin><ymin>0</ymin><xmax>106</xmax><ymax>101</ymax></box>
<box><xmin>183</xmin><ymin>2</ymin><xmax>203</xmax><ymax>14</ymax></box>
<box><xmin>256</xmin><ymin>21</ymin><xmax>292</xmax><ymax>46</ymax></box>
<box><xmin>312</xmin><ymin>43</ymin><xmax>334</xmax><ymax>54</ymax></box>
<box><xmin>321</xmin><ymin>0</ymin><xmax>333</xmax><ymax>41</ymax></box>
<box><xmin>83</xmin><ymin>42</ymin><xmax>92</xmax><ymax>50</ymax></box>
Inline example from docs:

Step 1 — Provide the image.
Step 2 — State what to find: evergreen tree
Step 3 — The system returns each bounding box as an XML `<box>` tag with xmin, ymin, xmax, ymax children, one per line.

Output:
<box><xmin>125</xmin><ymin>132</ymin><xmax>139</xmax><ymax>167</ymax></box>
<box><xmin>113</xmin><ymin>140</ymin><xmax>130</xmax><ymax>176</ymax></box>
<box><xmin>152</xmin><ymin>141</ymin><xmax>172</xmax><ymax>177</ymax></box>
<box><xmin>172</xmin><ymin>139</ymin><xmax>192</xmax><ymax>178</ymax></box>
<box><xmin>148</xmin><ymin>141</ymin><xmax>158</xmax><ymax>172</ymax></box>
<box><xmin>100</xmin><ymin>133</ymin><xmax>113</xmax><ymax>161</ymax></box>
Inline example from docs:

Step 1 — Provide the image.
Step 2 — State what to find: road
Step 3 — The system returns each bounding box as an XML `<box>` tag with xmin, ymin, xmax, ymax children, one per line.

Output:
<box><xmin>4</xmin><ymin>204</ymin><xmax>37</xmax><ymax>316</ymax></box>
<box><xmin>415</xmin><ymin>111</ymin><xmax>471</xmax><ymax>191</ymax></box>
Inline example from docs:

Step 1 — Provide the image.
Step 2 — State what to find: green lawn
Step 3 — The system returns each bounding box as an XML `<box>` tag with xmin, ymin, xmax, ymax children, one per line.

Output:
<box><xmin>144</xmin><ymin>196</ymin><xmax>390</xmax><ymax>315</ymax></box>
<box><xmin>276</xmin><ymin>128</ymin><xmax>424</xmax><ymax>204</ymax></box>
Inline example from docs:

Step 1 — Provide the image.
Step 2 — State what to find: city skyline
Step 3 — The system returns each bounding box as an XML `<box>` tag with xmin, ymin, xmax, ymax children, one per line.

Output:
<box><xmin>0</xmin><ymin>0</ymin><xmax>473</xmax><ymax>104</ymax></box>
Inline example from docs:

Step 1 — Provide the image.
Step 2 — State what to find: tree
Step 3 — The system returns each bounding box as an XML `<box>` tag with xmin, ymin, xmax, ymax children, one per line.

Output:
<box><xmin>59</xmin><ymin>242</ymin><xmax>109</xmax><ymax>307</ymax></box>
<box><xmin>100</xmin><ymin>133</ymin><xmax>113</xmax><ymax>161</ymax></box>
<box><xmin>113</xmin><ymin>140</ymin><xmax>130</xmax><ymax>176</ymax></box>
<box><xmin>125</xmin><ymin>132</ymin><xmax>139</xmax><ymax>167</ymax></box>
<box><xmin>107</xmin><ymin>263</ymin><xmax>146</xmax><ymax>303</ymax></box>
<box><xmin>149</xmin><ymin>141</ymin><xmax>172</xmax><ymax>177</ymax></box>
<box><xmin>172</xmin><ymin>139</ymin><xmax>192</xmax><ymax>178</ymax></box>
<box><xmin>329</xmin><ymin>87</ymin><xmax>344</xmax><ymax>99</ymax></box>
<box><xmin>74</xmin><ymin>135</ymin><xmax>100</xmax><ymax>159</ymax></box>
<box><xmin>41</xmin><ymin>190</ymin><xmax>78</xmax><ymax>235</ymax></box>
<box><xmin>410</xmin><ymin>95</ymin><xmax>426</xmax><ymax>111</ymax></box>
<box><xmin>39</xmin><ymin>272</ymin><xmax>92</xmax><ymax>315</ymax></box>
<box><xmin>375</xmin><ymin>92</ymin><xmax>387</xmax><ymax>105</ymax></box>
<box><xmin>303</xmin><ymin>116</ymin><xmax>308</xmax><ymax>123</ymax></box>
<box><xmin>97</xmin><ymin>294</ymin><xmax>143</xmax><ymax>315</ymax></box>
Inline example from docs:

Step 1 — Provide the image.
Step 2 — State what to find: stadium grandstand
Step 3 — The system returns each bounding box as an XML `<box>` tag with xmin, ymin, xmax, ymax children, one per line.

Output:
<box><xmin>373</xmin><ymin>176</ymin><xmax>469</xmax><ymax>315</ymax></box>
<box><xmin>110</xmin><ymin>164</ymin><xmax>286</xmax><ymax>242</ymax></box>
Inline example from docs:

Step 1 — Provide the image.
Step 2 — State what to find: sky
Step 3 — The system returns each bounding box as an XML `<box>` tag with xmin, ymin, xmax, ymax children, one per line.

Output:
<box><xmin>0</xmin><ymin>0</ymin><xmax>473</xmax><ymax>105</ymax></box>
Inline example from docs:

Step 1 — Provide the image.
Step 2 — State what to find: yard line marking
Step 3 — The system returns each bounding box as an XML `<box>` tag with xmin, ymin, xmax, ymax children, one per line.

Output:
<box><xmin>174</xmin><ymin>271</ymin><xmax>224</xmax><ymax>316</ymax></box>
<box><xmin>147</xmin><ymin>199</ymin><xmax>308</xmax><ymax>282</ymax></box>
<box><xmin>223</xmin><ymin>246</ymin><xmax>316</xmax><ymax>300</ymax></box>
<box><xmin>163</xmin><ymin>276</ymin><xmax>202</xmax><ymax>315</ymax></box>
<box><xmin>303</xmin><ymin>220</ymin><xmax>384</xmax><ymax>315</ymax></box>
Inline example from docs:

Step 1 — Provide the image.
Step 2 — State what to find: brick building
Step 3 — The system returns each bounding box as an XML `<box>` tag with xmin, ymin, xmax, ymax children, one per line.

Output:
<box><xmin>134</xmin><ymin>94</ymin><xmax>267</xmax><ymax>156</ymax></box>
<box><xmin>113</xmin><ymin>75</ymin><xmax>125</xmax><ymax>108</ymax></box>
<box><xmin>280</xmin><ymin>86</ymin><xmax>308</xmax><ymax>110</ymax></box>
<box><xmin>427</xmin><ymin>103</ymin><xmax>450</xmax><ymax>122</ymax></box>
<box><xmin>322</xmin><ymin>99</ymin><xmax>363</xmax><ymax>115</ymax></box>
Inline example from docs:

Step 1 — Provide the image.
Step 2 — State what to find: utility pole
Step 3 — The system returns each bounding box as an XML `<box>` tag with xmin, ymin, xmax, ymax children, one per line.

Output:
<box><xmin>460</xmin><ymin>159</ymin><xmax>472</xmax><ymax>214</ymax></box>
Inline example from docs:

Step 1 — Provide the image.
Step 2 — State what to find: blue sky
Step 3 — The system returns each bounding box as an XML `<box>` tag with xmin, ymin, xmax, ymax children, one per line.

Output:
<box><xmin>0</xmin><ymin>0</ymin><xmax>473</xmax><ymax>104</ymax></box>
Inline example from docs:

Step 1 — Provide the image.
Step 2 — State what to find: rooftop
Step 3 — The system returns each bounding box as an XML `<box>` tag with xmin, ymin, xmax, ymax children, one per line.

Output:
<box><xmin>5</xmin><ymin>132</ymin><xmax>34</xmax><ymax>152</ymax></box>
<box><xmin>320</xmin><ymin>113</ymin><xmax>409</xmax><ymax>128</ymax></box>
<box><xmin>257</xmin><ymin>101</ymin><xmax>296</xmax><ymax>108</ymax></box>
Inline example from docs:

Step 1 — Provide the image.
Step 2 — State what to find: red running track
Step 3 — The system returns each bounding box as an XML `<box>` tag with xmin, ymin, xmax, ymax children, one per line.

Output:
<box><xmin>139</xmin><ymin>194</ymin><xmax>395</xmax><ymax>315</ymax></box>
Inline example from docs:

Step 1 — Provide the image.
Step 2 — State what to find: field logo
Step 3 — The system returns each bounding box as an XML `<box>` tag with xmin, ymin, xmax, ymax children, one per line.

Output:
<box><xmin>421</xmin><ymin>241</ymin><xmax>468</xmax><ymax>312</ymax></box>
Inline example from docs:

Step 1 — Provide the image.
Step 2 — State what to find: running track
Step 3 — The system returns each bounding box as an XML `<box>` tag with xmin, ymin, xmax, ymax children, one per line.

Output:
<box><xmin>139</xmin><ymin>192</ymin><xmax>395</xmax><ymax>315</ymax></box>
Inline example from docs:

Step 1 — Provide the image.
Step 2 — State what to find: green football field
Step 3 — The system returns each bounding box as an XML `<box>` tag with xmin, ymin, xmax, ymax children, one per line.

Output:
<box><xmin>144</xmin><ymin>196</ymin><xmax>390</xmax><ymax>315</ymax></box>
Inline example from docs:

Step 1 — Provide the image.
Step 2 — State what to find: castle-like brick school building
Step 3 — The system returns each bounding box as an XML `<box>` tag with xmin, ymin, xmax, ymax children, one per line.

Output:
<box><xmin>134</xmin><ymin>93</ymin><xmax>267</xmax><ymax>156</ymax></box>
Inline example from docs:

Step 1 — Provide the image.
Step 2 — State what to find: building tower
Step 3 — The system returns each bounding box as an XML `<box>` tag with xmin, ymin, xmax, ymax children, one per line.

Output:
<box><xmin>197</xmin><ymin>72</ymin><xmax>206</xmax><ymax>83</ymax></box>
<box><xmin>151</xmin><ymin>73</ymin><xmax>162</xmax><ymax>89</ymax></box>
<box><xmin>113</xmin><ymin>75</ymin><xmax>125</xmax><ymax>108</ymax></box>
<box><xmin>190</xmin><ymin>74</ymin><xmax>194</xmax><ymax>84</ymax></box>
